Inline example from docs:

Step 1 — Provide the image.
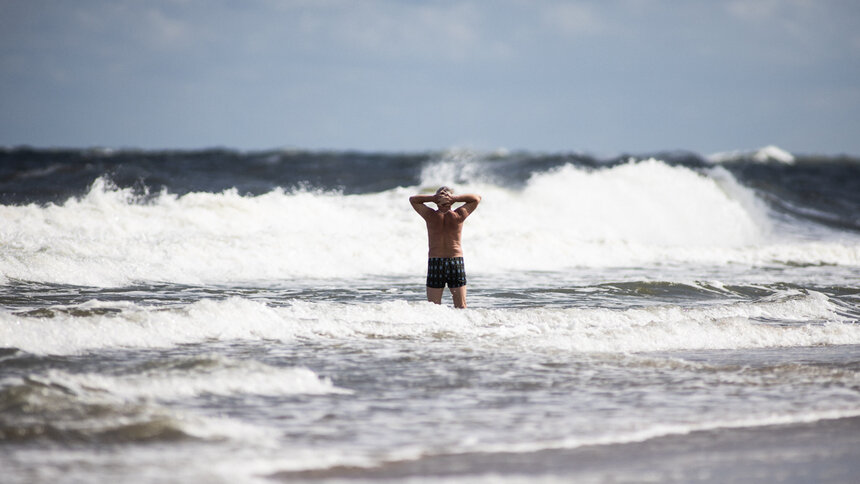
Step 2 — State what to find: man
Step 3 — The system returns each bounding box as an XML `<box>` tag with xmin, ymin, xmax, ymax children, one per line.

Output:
<box><xmin>410</xmin><ymin>186</ymin><xmax>481</xmax><ymax>308</ymax></box>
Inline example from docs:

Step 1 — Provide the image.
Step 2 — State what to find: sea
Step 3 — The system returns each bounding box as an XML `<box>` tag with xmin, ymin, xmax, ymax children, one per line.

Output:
<box><xmin>1</xmin><ymin>145</ymin><xmax>859</xmax><ymax>483</ymax></box>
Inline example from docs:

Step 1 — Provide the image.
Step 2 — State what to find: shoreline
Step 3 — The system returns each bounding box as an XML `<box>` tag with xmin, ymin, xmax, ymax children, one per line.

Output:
<box><xmin>271</xmin><ymin>416</ymin><xmax>860</xmax><ymax>483</ymax></box>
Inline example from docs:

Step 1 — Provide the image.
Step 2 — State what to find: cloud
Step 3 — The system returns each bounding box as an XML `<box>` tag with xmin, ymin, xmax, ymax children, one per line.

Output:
<box><xmin>292</xmin><ymin>1</ymin><xmax>498</xmax><ymax>62</ymax></box>
<box><xmin>140</xmin><ymin>7</ymin><xmax>193</xmax><ymax>49</ymax></box>
<box><xmin>725</xmin><ymin>0</ymin><xmax>815</xmax><ymax>34</ymax></box>
<box><xmin>726</xmin><ymin>0</ymin><xmax>783</xmax><ymax>20</ymax></box>
<box><xmin>541</xmin><ymin>1</ymin><xmax>605</xmax><ymax>36</ymax></box>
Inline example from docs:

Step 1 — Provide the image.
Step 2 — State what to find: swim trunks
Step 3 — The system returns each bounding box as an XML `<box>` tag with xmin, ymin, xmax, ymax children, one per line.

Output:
<box><xmin>426</xmin><ymin>257</ymin><xmax>467</xmax><ymax>289</ymax></box>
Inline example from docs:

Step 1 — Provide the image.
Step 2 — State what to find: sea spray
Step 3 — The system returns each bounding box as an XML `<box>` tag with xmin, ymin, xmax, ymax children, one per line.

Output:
<box><xmin>2</xmin><ymin>291</ymin><xmax>854</xmax><ymax>355</ymax></box>
<box><xmin>3</xmin><ymin>160</ymin><xmax>856</xmax><ymax>286</ymax></box>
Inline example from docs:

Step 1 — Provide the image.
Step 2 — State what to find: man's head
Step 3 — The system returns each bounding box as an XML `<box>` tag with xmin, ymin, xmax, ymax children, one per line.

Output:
<box><xmin>435</xmin><ymin>186</ymin><xmax>454</xmax><ymax>211</ymax></box>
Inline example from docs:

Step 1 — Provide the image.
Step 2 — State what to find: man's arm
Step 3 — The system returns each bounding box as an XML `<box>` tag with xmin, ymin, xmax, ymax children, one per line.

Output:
<box><xmin>453</xmin><ymin>194</ymin><xmax>481</xmax><ymax>217</ymax></box>
<box><xmin>410</xmin><ymin>194</ymin><xmax>436</xmax><ymax>218</ymax></box>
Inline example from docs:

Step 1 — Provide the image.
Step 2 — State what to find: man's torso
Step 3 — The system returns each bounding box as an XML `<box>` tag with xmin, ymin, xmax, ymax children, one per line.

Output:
<box><xmin>424</xmin><ymin>209</ymin><xmax>465</xmax><ymax>258</ymax></box>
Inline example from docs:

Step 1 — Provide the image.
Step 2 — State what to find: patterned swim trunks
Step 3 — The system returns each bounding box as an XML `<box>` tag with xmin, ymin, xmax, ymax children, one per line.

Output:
<box><xmin>426</xmin><ymin>257</ymin><xmax>467</xmax><ymax>289</ymax></box>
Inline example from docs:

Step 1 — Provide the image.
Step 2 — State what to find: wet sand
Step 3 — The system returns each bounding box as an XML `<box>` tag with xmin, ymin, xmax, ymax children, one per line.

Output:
<box><xmin>271</xmin><ymin>416</ymin><xmax>860</xmax><ymax>483</ymax></box>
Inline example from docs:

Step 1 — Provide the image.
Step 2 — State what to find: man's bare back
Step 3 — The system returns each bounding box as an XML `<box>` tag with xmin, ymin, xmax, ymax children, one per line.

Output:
<box><xmin>410</xmin><ymin>187</ymin><xmax>481</xmax><ymax>308</ymax></box>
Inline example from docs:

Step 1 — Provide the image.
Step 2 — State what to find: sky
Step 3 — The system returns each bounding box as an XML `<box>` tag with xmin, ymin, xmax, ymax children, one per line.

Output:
<box><xmin>1</xmin><ymin>0</ymin><xmax>859</xmax><ymax>156</ymax></box>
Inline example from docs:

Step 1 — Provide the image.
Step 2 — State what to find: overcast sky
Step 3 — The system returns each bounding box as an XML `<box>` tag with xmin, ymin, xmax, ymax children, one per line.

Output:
<box><xmin>2</xmin><ymin>0</ymin><xmax>859</xmax><ymax>155</ymax></box>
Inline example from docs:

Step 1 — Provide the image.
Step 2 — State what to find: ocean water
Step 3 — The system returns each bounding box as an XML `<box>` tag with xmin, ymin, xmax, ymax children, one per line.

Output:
<box><xmin>1</xmin><ymin>146</ymin><xmax>859</xmax><ymax>483</ymax></box>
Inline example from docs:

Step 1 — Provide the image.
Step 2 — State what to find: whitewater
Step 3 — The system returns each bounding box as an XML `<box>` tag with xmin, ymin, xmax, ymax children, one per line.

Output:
<box><xmin>2</xmin><ymin>158</ymin><xmax>857</xmax><ymax>286</ymax></box>
<box><xmin>1</xmin><ymin>147</ymin><xmax>859</xmax><ymax>483</ymax></box>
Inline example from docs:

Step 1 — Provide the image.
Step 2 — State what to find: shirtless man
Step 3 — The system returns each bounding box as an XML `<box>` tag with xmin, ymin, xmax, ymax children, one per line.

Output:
<box><xmin>410</xmin><ymin>187</ymin><xmax>481</xmax><ymax>308</ymax></box>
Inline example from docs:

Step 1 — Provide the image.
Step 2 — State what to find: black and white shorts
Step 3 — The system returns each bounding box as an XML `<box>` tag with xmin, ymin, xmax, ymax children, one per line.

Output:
<box><xmin>426</xmin><ymin>257</ymin><xmax>467</xmax><ymax>289</ymax></box>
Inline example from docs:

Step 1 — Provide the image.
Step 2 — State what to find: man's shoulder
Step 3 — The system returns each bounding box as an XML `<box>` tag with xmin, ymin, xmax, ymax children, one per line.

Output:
<box><xmin>453</xmin><ymin>206</ymin><xmax>474</xmax><ymax>219</ymax></box>
<box><xmin>421</xmin><ymin>208</ymin><xmax>443</xmax><ymax>220</ymax></box>
<box><xmin>414</xmin><ymin>203</ymin><xmax>437</xmax><ymax>215</ymax></box>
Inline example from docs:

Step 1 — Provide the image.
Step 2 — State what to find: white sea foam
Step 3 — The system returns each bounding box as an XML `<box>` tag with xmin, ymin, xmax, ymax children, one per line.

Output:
<box><xmin>17</xmin><ymin>360</ymin><xmax>348</xmax><ymax>401</ymax></box>
<box><xmin>0</xmin><ymin>178</ymin><xmax>422</xmax><ymax>285</ymax></box>
<box><xmin>0</xmin><ymin>373</ymin><xmax>282</xmax><ymax>449</ymax></box>
<box><xmin>1</xmin><ymin>292</ymin><xmax>856</xmax><ymax>356</ymax></box>
<box><xmin>460</xmin><ymin>407</ymin><xmax>860</xmax><ymax>456</ymax></box>
<box><xmin>0</xmin><ymin>297</ymin><xmax>293</xmax><ymax>354</ymax></box>
<box><xmin>199</xmin><ymin>408</ymin><xmax>860</xmax><ymax>477</ymax></box>
<box><xmin>708</xmin><ymin>144</ymin><xmax>795</xmax><ymax>164</ymax></box>
<box><xmin>2</xmin><ymin>159</ymin><xmax>856</xmax><ymax>286</ymax></box>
